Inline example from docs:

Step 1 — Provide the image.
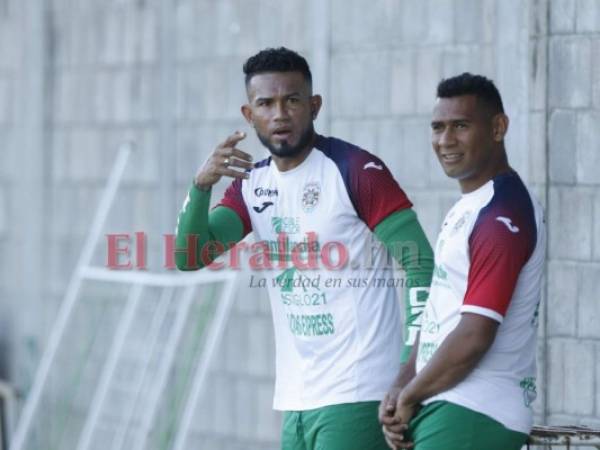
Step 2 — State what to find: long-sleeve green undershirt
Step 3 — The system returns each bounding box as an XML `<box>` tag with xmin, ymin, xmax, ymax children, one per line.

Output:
<box><xmin>174</xmin><ymin>185</ymin><xmax>245</xmax><ymax>271</ymax></box>
<box><xmin>374</xmin><ymin>209</ymin><xmax>434</xmax><ymax>362</ymax></box>
<box><xmin>175</xmin><ymin>184</ymin><xmax>433</xmax><ymax>362</ymax></box>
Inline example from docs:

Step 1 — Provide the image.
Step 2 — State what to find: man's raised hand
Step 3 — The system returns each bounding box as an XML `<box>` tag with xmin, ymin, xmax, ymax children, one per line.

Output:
<box><xmin>194</xmin><ymin>131</ymin><xmax>254</xmax><ymax>190</ymax></box>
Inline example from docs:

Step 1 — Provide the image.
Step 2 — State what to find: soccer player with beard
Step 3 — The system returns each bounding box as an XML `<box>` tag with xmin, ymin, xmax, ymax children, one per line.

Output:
<box><xmin>175</xmin><ymin>47</ymin><xmax>433</xmax><ymax>450</ymax></box>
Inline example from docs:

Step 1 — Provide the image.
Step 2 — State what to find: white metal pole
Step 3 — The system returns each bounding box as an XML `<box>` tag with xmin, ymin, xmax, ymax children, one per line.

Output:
<box><xmin>171</xmin><ymin>274</ymin><xmax>238</xmax><ymax>450</ymax></box>
<box><xmin>76</xmin><ymin>283</ymin><xmax>144</xmax><ymax>450</ymax></box>
<box><xmin>131</xmin><ymin>285</ymin><xmax>197</xmax><ymax>450</ymax></box>
<box><xmin>10</xmin><ymin>143</ymin><xmax>133</xmax><ymax>450</ymax></box>
<box><xmin>111</xmin><ymin>287</ymin><xmax>174</xmax><ymax>450</ymax></box>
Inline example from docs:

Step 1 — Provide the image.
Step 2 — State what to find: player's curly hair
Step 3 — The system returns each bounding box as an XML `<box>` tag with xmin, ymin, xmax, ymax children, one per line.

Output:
<box><xmin>243</xmin><ymin>47</ymin><xmax>312</xmax><ymax>86</ymax></box>
<box><xmin>437</xmin><ymin>73</ymin><xmax>504</xmax><ymax>114</ymax></box>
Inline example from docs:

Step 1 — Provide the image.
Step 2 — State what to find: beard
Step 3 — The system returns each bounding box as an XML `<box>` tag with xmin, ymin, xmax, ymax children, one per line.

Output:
<box><xmin>256</xmin><ymin>123</ymin><xmax>315</xmax><ymax>158</ymax></box>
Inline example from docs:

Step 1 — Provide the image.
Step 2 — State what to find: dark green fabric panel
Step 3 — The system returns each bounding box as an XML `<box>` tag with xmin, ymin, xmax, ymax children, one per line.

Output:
<box><xmin>175</xmin><ymin>185</ymin><xmax>244</xmax><ymax>270</ymax></box>
<box><xmin>375</xmin><ymin>209</ymin><xmax>434</xmax><ymax>363</ymax></box>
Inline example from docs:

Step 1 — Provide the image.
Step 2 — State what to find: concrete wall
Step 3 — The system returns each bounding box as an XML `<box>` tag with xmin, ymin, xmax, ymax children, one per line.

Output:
<box><xmin>0</xmin><ymin>0</ymin><xmax>21</xmax><ymax>381</ymax></box>
<box><xmin>545</xmin><ymin>0</ymin><xmax>600</xmax><ymax>430</ymax></box>
<box><xmin>0</xmin><ymin>0</ymin><xmax>598</xmax><ymax>448</ymax></box>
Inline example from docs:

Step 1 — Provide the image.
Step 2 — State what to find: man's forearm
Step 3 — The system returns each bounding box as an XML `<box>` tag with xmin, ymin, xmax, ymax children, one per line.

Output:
<box><xmin>392</xmin><ymin>334</ymin><xmax>419</xmax><ymax>390</ymax></box>
<box><xmin>175</xmin><ymin>184</ymin><xmax>244</xmax><ymax>270</ymax></box>
<box><xmin>374</xmin><ymin>209</ymin><xmax>434</xmax><ymax>362</ymax></box>
<box><xmin>399</xmin><ymin>314</ymin><xmax>497</xmax><ymax>406</ymax></box>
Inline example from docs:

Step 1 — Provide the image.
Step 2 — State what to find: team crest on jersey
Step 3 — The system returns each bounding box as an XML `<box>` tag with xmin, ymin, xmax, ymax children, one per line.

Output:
<box><xmin>301</xmin><ymin>182</ymin><xmax>320</xmax><ymax>212</ymax></box>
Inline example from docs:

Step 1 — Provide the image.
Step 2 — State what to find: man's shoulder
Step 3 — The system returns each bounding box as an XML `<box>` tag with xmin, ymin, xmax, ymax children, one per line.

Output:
<box><xmin>253</xmin><ymin>155</ymin><xmax>272</xmax><ymax>169</ymax></box>
<box><xmin>245</xmin><ymin>156</ymin><xmax>273</xmax><ymax>183</ymax></box>
<box><xmin>314</xmin><ymin>135</ymin><xmax>387</xmax><ymax>173</ymax></box>
<box><xmin>481</xmin><ymin>171</ymin><xmax>537</xmax><ymax>217</ymax></box>
<box><xmin>470</xmin><ymin>171</ymin><xmax>539</xmax><ymax>246</ymax></box>
<box><xmin>315</xmin><ymin>134</ymin><xmax>375</xmax><ymax>157</ymax></box>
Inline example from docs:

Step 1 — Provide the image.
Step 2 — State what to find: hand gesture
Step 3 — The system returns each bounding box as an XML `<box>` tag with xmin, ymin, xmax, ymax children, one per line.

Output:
<box><xmin>194</xmin><ymin>131</ymin><xmax>254</xmax><ymax>190</ymax></box>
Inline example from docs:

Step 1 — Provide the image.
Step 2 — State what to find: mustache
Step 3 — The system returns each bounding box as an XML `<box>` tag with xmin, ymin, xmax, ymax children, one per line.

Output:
<box><xmin>256</xmin><ymin>123</ymin><xmax>315</xmax><ymax>158</ymax></box>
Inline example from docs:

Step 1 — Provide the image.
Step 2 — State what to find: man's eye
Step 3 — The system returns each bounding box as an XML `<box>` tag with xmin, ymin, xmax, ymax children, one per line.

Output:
<box><xmin>289</xmin><ymin>97</ymin><xmax>300</xmax><ymax>104</ymax></box>
<box><xmin>455</xmin><ymin>123</ymin><xmax>467</xmax><ymax>129</ymax></box>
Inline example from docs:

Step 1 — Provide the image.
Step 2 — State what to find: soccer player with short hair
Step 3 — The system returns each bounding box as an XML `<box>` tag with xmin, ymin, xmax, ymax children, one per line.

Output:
<box><xmin>176</xmin><ymin>47</ymin><xmax>433</xmax><ymax>450</ymax></box>
<box><xmin>380</xmin><ymin>73</ymin><xmax>546</xmax><ymax>450</ymax></box>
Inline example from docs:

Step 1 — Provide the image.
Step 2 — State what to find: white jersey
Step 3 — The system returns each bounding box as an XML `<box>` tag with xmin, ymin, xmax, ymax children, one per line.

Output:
<box><xmin>219</xmin><ymin>135</ymin><xmax>413</xmax><ymax>411</ymax></box>
<box><xmin>416</xmin><ymin>171</ymin><xmax>546</xmax><ymax>434</ymax></box>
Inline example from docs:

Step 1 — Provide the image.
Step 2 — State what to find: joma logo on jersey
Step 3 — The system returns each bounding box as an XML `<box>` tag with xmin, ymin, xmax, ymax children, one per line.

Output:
<box><xmin>496</xmin><ymin>216</ymin><xmax>520</xmax><ymax>233</ymax></box>
<box><xmin>272</xmin><ymin>216</ymin><xmax>300</xmax><ymax>234</ymax></box>
<box><xmin>301</xmin><ymin>182</ymin><xmax>320</xmax><ymax>213</ymax></box>
<box><xmin>253</xmin><ymin>202</ymin><xmax>273</xmax><ymax>213</ymax></box>
<box><xmin>363</xmin><ymin>161</ymin><xmax>383</xmax><ymax>171</ymax></box>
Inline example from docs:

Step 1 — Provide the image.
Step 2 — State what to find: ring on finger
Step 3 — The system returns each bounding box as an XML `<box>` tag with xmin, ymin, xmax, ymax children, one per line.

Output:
<box><xmin>223</xmin><ymin>157</ymin><xmax>231</xmax><ymax>167</ymax></box>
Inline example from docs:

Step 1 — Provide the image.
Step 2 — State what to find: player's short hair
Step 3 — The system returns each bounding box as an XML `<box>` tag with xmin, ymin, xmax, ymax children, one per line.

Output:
<box><xmin>437</xmin><ymin>73</ymin><xmax>505</xmax><ymax>114</ymax></box>
<box><xmin>243</xmin><ymin>47</ymin><xmax>312</xmax><ymax>86</ymax></box>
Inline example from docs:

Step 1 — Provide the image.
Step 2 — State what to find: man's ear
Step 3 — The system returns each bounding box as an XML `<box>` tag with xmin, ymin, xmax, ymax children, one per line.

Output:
<box><xmin>241</xmin><ymin>104</ymin><xmax>253</xmax><ymax>125</ymax></box>
<box><xmin>310</xmin><ymin>95</ymin><xmax>323</xmax><ymax>120</ymax></box>
<box><xmin>492</xmin><ymin>113</ymin><xmax>509</xmax><ymax>142</ymax></box>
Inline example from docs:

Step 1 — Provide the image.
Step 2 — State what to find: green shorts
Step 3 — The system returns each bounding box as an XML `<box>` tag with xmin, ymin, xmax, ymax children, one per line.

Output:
<box><xmin>281</xmin><ymin>401</ymin><xmax>388</xmax><ymax>450</ymax></box>
<box><xmin>408</xmin><ymin>401</ymin><xmax>528</xmax><ymax>450</ymax></box>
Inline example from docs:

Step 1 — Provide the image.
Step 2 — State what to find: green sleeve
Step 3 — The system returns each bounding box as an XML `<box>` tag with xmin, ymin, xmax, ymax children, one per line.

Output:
<box><xmin>175</xmin><ymin>184</ymin><xmax>246</xmax><ymax>270</ymax></box>
<box><xmin>374</xmin><ymin>208</ymin><xmax>434</xmax><ymax>363</ymax></box>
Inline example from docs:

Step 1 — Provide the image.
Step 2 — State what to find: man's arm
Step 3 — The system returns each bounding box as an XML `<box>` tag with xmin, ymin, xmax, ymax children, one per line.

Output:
<box><xmin>381</xmin><ymin>316</ymin><xmax>497</xmax><ymax>449</ymax></box>
<box><xmin>340</xmin><ymin>149</ymin><xmax>433</xmax><ymax>351</ymax></box>
<box><xmin>175</xmin><ymin>131</ymin><xmax>253</xmax><ymax>271</ymax></box>
<box><xmin>375</xmin><ymin>209</ymin><xmax>433</xmax><ymax>448</ymax></box>
<box><xmin>374</xmin><ymin>209</ymin><xmax>434</xmax><ymax>362</ymax></box>
<box><xmin>396</xmin><ymin>313</ymin><xmax>497</xmax><ymax>416</ymax></box>
<box><xmin>379</xmin><ymin>333</ymin><xmax>419</xmax><ymax>448</ymax></box>
<box><xmin>379</xmin><ymin>333</ymin><xmax>419</xmax><ymax>421</ymax></box>
<box><xmin>175</xmin><ymin>186</ymin><xmax>246</xmax><ymax>270</ymax></box>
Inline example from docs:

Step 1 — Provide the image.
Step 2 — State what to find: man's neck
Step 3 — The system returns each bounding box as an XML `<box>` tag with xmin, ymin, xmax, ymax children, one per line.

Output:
<box><xmin>459</xmin><ymin>162</ymin><xmax>512</xmax><ymax>194</ymax></box>
<box><xmin>459</xmin><ymin>149</ymin><xmax>511</xmax><ymax>193</ymax></box>
<box><xmin>272</xmin><ymin>134</ymin><xmax>317</xmax><ymax>172</ymax></box>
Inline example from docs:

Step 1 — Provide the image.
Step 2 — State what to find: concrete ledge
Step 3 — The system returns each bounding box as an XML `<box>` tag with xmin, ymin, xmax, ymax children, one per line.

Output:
<box><xmin>528</xmin><ymin>425</ymin><xmax>600</xmax><ymax>448</ymax></box>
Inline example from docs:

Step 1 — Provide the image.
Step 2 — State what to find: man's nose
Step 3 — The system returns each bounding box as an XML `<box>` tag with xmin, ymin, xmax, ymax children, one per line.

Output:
<box><xmin>274</xmin><ymin>101</ymin><xmax>290</xmax><ymax>120</ymax></box>
<box><xmin>438</xmin><ymin>128</ymin><xmax>456</xmax><ymax>146</ymax></box>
